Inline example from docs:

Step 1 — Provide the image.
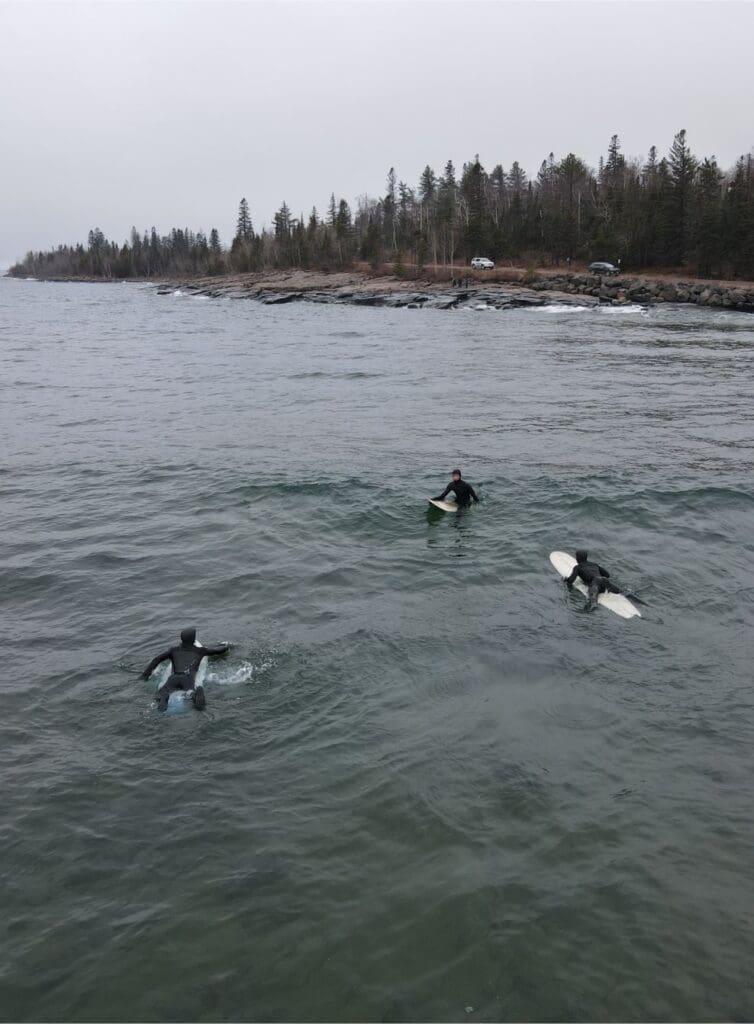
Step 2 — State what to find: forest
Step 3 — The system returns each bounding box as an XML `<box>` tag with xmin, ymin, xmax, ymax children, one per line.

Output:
<box><xmin>9</xmin><ymin>131</ymin><xmax>754</xmax><ymax>281</ymax></box>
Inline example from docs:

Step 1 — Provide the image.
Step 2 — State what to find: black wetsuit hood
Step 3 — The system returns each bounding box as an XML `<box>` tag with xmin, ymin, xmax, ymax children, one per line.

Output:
<box><xmin>181</xmin><ymin>627</ymin><xmax>197</xmax><ymax>647</ymax></box>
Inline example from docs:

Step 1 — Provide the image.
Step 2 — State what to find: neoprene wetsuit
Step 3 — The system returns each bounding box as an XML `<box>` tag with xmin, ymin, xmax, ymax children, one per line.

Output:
<box><xmin>433</xmin><ymin>479</ymin><xmax>479</xmax><ymax>507</ymax></box>
<box><xmin>141</xmin><ymin>627</ymin><xmax>229</xmax><ymax>710</ymax></box>
<box><xmin>565</xmin><ymin>552</ymin><xmax>620</xmax><ymax>609</ymax></box>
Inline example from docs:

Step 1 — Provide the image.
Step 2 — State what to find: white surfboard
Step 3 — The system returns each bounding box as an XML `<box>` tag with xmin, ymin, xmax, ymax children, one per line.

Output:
<box><xmin>429</xmin><ymin>499</ymin><xmax>459</xmax><ymax>512</ymax></box>
<box><xmin>549</xmin><ymin>551</ymin><xmax>641</xmax><ymax>619</ymax></box>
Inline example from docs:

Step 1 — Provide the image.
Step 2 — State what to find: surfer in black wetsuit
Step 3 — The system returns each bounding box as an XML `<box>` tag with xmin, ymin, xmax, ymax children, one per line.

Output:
<box><xmin>141</xmin><ymin>627</ymin><xmax>230</xmax><ymax>711</ymax></box>
<box><xmin>432</xmin><ymin>469</ymin><xmax>479</xmax><ymax>508</ymax></box>
<box><xmin>564</xmin><ymin>550</ymin><xmax>621</xmax><ymax>610</ymax></box>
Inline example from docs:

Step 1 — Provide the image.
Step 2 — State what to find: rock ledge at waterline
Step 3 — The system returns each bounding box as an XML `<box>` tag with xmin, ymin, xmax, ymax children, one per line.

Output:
<box><xmin>154</xmin><ymin>270</ymin><xmax>754</xmax><ymax>313</ymax></box>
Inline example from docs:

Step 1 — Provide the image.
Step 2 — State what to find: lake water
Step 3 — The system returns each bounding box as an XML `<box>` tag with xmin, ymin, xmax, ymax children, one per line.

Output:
<box><xmin>1</xmin><ymin>279</ymin><xmax>753</xmax><ymax>1022</ymax></box>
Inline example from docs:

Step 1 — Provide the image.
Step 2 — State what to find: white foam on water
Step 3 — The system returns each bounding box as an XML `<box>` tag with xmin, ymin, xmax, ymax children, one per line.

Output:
<box><xmin>153</xmin><ymin>656</ymin><xmax>273</xmax><ymax>711</ymax></box>
<box><xmin>533</xmin><ymin>303</ymin><xmax>646</xmax><ymax>315</ymax></box>
<box><xmin>172</xmin><ymin>289</ymin><xmax>183</xmax><ymax>297</ymax></box>
<box><xmin>205</xmin><ymin>659</ymin><xmax>274</xmax><ymax>687</ymax></box>
<box><xmin>534</xmin><ymin>304</ymin><xmax>592</xmax><ymax>313</ymax></box>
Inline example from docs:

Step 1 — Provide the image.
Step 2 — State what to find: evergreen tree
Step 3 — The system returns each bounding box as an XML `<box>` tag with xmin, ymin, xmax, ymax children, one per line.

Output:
<box><xmin>437</xmin><ymin>160</ymin><xmax>457</xmax><ymax>266</ymax></box>
<box><xmin>235</xmin><ymin>198</ymin><xmax>253</xmax><ymax>242</ymax></box>
<box><xmin>461</xmin><ymin>155</ymin><xmax>488</xmax><ymax>256</ymax></box>
<box><xmin>335</xmin><ymin>198</ymin><xmax>352</xmax><ymax>265</ymax></box>
<box><xmin>383</xmin><ymin>167</ymin><xmax>397</xmax><ymax>251</ymax></box>
<box><xmin>691</xmin><ymin>158</ymin><xmax>723</xmax><ymax>276</ymax></box>
<box><xmin>724</xmin><ymin>156</ymin><xmax>754</xmax><ymax>277</ymax></box>
<box><xmin>667</xmin><ymin>129</ymin><xmax>697</xmax><ymax>265</ymax></box>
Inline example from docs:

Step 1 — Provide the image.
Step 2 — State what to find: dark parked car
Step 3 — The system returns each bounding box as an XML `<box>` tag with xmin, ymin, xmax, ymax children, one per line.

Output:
<box><xmin>589</xmin><ymin>261</ymin><xmax>620</xmax><ymax>276</ymax></box>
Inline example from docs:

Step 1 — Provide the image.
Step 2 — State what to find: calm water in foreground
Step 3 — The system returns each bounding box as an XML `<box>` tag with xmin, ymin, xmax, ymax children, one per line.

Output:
<box><xmin>1</xmin><ymin>279</ymin><xmax>754</xmax><ymax>1022</ymax></box>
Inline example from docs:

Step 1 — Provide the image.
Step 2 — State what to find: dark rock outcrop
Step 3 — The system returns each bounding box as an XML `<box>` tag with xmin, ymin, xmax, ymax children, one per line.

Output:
<box><xmin>156</xmin><ymin>271</ymin><xmax>754</xmax><ymax>314</ymax></box>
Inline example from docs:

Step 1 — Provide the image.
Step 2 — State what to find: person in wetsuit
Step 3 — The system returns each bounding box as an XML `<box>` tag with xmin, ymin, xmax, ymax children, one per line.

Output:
<box><xmin>564</xmin><ymin>549</ymin><xmax>621</xmax><ymax>610</ymax></box>
<box><xmin>432</xmin><ymin>469</ymin><xmax>479</xmax><ymax>508</ymax></box>
<box><xmin>141</xmin><ymin>627</ymin><xmax>229</xmax><ymax>711</ymax></box>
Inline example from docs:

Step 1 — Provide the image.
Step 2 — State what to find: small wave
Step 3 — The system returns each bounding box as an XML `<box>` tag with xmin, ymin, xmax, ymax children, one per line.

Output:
<box><xmin>289</xmin><ymin>370</ymin><xmax>382</xmax><ymax>381</ymax></box>
<box><xmin>602</xmin><ymin>304</ymin><xmax>644</xmax><ymax>314</ymax></box>
<box><xmin>57</xmin><ymin>418</ymin><xmax>101</xmax><ymax>428</ymax></box>
<box><xmin>172</xmin><ymin>289</ymin><xmax>183</xmax><ymax>297</ymax></box>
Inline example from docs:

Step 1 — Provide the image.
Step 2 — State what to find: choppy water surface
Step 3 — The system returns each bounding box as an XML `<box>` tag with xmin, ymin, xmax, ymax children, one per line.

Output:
<box><xmin>1</xmin><ymin>280</ymin><xmax>754</xmax><ymax>1022</ymax></box>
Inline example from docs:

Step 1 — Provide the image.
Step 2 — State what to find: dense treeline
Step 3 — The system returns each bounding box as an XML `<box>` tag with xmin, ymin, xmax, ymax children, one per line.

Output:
<box><xmin>9</xmin><ymin>131</ymin><xmax>754</xmax><ymax>281</ymax></box>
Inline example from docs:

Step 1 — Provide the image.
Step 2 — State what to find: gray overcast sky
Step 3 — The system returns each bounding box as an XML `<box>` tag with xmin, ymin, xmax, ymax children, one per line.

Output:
<box><xmin>1</xmin><ymin>0</ymin><xmax>753</xmax><ymax>266</ymax></box>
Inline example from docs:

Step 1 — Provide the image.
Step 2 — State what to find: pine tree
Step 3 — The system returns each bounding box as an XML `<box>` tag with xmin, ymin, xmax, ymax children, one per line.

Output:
<box><xmin>724</xmin><ymin>155</ymin><xmax>754</xmax><ymax>277</ymax></box>
<box><xmin>235</xmin><ymin>198</ymin><xmax>253</xmax><ymax>242</ymax></box>
<box><xmin>655</xmin><ymin>158</ymin><xmax>675</xmax><ymax>266</ymax></box>
<box><xmin>418</xmin><ymin>165</ymin><xmax>437</xmax><ymax>261</ymax></box>
<box><xmin>690</xmin><ymin>158</ymin><xmax>723</xmax><ymax>276</ymax></box>
<box><xmin>335</xmin><ymin>199</ymin><xmax>352</xmax><ymax>265</ymax></box>
<box><xmin>437</xmin><ymin>160</ymin><xmax>457</xmax><ymax>266</ymax></box>
<box><xmin>383</xmin><ymin>167</ymin><xmax>397</xmax><ymax>251</ymax></box>
<box><xmin>461</xmin><ymin>155</ymin><xmax>488</xmax><ymax>257</ymax></box>
<box><xmin>667</xmin><ymin>129</ymin><xmax>697</xmax><ymax>265</ymax></box>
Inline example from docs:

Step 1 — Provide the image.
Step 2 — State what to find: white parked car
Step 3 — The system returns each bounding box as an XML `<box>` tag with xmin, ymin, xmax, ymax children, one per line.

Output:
<box><xmin>471</xmin><ymin>256</ymin><xmax>494</xmax><ymax>269</ymax></box>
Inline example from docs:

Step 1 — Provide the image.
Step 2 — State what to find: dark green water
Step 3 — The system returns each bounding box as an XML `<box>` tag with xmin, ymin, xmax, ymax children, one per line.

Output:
<box><xmin>2</xmin><ymin>280</ymin><xmax>753</xmax><ymax>1022</ymax></box>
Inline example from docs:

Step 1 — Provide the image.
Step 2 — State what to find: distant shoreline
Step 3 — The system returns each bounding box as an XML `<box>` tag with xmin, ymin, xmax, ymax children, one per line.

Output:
<box><xmin>9</xmin><ymin>267</ymin><xmax>752</xmax><ymax>314</ymax></box>
<box><xmin>7</xmin><ymin>264</ymin><xmax>754</xmax><ymax>311</ymax></box>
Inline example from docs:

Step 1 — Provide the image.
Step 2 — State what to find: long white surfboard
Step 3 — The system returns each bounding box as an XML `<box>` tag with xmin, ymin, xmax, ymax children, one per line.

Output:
<box><xmin>429</xmin><ymin>499</ymin><xmax>459</xmax><ymax>512</ymax></box>
<box><xmin>549</xmin><ymin>551</ymin><xmax>641</xmax><ymax>619</ymax></box>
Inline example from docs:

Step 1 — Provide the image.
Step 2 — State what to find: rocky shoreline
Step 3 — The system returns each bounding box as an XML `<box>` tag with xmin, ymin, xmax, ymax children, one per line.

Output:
<box><xmin>154</xmin><ymin>269</ymin><xmax>754</xmax><ymax>313</ymax></box>
<box><xmin>529</xmin><ymin>273</ymin><xmax>754</xmax><ymax>312</ymax></box>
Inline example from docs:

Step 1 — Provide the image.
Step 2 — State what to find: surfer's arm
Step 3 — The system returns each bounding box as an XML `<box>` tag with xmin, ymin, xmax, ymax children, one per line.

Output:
<box><xmin>141</xmin><ymin>650</ymin><xmax>170</xmax><ymax>680</ymax></box>
<box><xmin>598</xmin><ymin>565</ymin><xmax>610</xmax><ymax>578</ymax></box>
<box><xmin>468</xmin><ymin>485</ymin><xmax>479</xmax><ymax>503</ymax></box>
<box><xmin>200</xmin><ymin>643</ymin><xmax>230</xmax><ymax>657</ymax></box>
<box><xmin>564</xmin><ymin>566</ymin><xmax>579</xmax><ymax>587</ymax></box>
<box><xmin>432</xmin><ymin>484</ymin><xmax>452</xmax><ymax>501</ymax></box>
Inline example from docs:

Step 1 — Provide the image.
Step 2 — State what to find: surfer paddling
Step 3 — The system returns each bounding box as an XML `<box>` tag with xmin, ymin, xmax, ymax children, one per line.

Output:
<box><xmin>431</xmin><ymin>469</ymin><xmax>479</xmax><ymax>508</ymax></box>
<box><xmin>141</xmin><ymin>627</ymin><xmax>230</xmax><ymax>711</ymax></box>
<box><xmin>564</xmin><ymin>550</ymin><xmax>621</xmax><ymax>611</ymax></box>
